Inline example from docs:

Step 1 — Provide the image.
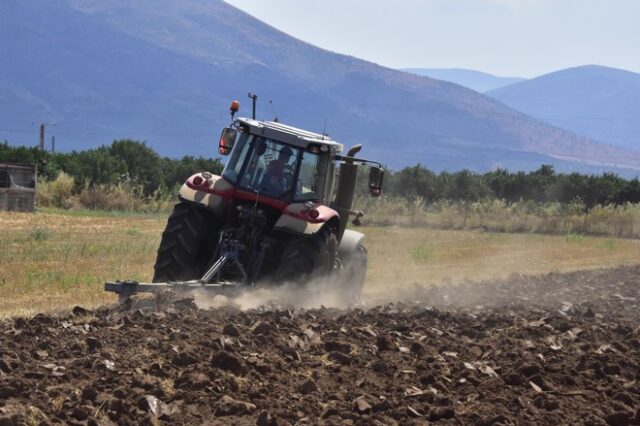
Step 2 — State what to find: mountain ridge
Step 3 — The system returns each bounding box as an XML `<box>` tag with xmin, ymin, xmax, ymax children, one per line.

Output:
<box><xmin>488</xmin><ymin>65</ymin><xmax>640</xmax><ymax>152</ymax></box>
<box><xmin>1</xmin><ymin>0</ymin><xmax>639</xmax><ymax>175</ymax></box>
<box><xmin>401</xmin><ymin>68</ymin><xmax>525</xmax><ymax>92</ymax></box>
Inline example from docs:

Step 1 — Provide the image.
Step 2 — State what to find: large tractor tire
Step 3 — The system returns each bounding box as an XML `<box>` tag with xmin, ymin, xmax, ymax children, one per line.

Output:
<box><xmin>274</xmin><ymin>226</ymin><xmax>338</xmax><ymax>284</ymax></box>
<box><xmin>152</xmin><ymin>202</ymin><xmax>219</xmax><ymax>283</ymax></box>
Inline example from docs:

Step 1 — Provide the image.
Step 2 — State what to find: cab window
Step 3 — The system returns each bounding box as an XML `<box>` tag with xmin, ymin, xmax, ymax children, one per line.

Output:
<box><xmin>295</xmin><ymin>151</ymin><xmax>321</xmax><ymax>201</ymax></box>
<box><xmin>222</xmin><ymin>134</ymin><xmax>252</xmax><ymax>184</ymax></box>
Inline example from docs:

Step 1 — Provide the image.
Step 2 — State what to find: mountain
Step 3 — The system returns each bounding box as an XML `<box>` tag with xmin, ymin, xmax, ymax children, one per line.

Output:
<box><xmin>401</xmin><ymin>68</ymin><xmax>525</xmax><ymax>92</ymax></box>
<box><xmin>2</xmin><ymin>0</ymin><xmax>640</xmax><ymax>175</ymax></box>
<box><xmin>488</xmin><ymin>65</ymin><xmax>640</xmax><ymax>152</ymax></box>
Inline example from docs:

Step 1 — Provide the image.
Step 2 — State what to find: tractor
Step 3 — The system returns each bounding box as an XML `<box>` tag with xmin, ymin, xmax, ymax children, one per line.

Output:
<box><xmin>105</xmin><ymin>100</ymin><xmax>384</xmax><ymax>305</ymax></box>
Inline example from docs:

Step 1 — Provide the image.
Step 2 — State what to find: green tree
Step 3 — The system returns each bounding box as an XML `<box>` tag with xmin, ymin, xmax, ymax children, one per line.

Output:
<box><xmin>393</xmin><ymin>164</ymin><xmax>437</xmax><ymax>200</ymax></box>
<box><xmin>163</xmin><ymin>155</ymin><xmax>224</xmax><ymax>190</ymax></box>
<box><xmin>108</xmin><ymin>140</ymin><xmax>165</xmax><ymax>195</ymax></box>
<box><xmin>449</xmin><ymin>170</ymin><xmax>489</xmax><ymax>202</ymax></box>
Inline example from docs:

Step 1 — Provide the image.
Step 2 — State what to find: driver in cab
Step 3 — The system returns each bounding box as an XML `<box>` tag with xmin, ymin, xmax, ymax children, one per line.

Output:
<box><xmin>262</xmin><ymin>146</ymin><xmax>294</xmax><ymax>195</ymax></box>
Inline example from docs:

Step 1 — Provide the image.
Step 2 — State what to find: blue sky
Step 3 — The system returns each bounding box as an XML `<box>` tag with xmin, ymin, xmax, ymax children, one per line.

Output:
<box><xmin>225</xmin><ymin>0</ymin><xmax>640</xmax><ymax>78</ymax></box>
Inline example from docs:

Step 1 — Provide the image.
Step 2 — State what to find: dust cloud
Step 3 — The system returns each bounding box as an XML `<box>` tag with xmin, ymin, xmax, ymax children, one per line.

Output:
<box><xmin>360</xmin><ymin>229</ymin><xmax>594</xmax><ymax>311</ymax></box>
<box><xmin>191</xmin><ymin>230</ymin><xmax>616</xmax><ymax>312</ymax></box>
<box><xmin>192</xmin><ymin>276</ymin><xmax>356</xmax><ymax>311</ymax></box>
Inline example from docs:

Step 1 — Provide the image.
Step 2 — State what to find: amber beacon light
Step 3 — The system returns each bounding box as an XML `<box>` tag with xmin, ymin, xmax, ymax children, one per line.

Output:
<box><xmin>229</xmin><ymin>100</ymin><xmax>240</xmax><ymax>119</ymax></box>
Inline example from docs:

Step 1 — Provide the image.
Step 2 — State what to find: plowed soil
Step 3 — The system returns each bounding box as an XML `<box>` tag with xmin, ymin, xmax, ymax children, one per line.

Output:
<box><xmin>2</xmin><ymin>265</ymin><xmax>640</xmax><ymax>425</ymax></box>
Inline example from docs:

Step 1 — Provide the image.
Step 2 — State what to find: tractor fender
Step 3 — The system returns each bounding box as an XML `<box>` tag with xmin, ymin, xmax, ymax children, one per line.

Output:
<box><xmin>337</xmin><ymin>229</ymin><xmax>365</xmax><ymax>257</ymax></box>
<box><xmin>178</xmin><ymin>173</ymin><xmax>232</xmax><ymax>215</ymax></box>
<box><xmin>274</xmin><ymin>203</ymin><xmax>340</xmax><ymax>236</ymax></box>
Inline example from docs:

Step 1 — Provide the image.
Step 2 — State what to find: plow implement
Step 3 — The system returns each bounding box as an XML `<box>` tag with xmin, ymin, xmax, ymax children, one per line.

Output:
<box><xmin>105</xmin><ymin>248</ymin><xmax>248</xmax><ymax>303</ymax></box>
<box><xmin>104</xmin><ymin>280</ymin><xmax>244</xmax><ymax>304</ymax></box>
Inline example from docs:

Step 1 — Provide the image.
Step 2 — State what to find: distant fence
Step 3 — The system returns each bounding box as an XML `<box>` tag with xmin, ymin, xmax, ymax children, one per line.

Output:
<box><xmin>0</xmin><ymin>163</ymin><xmax>36</xmax><ymax>212</ymax></box>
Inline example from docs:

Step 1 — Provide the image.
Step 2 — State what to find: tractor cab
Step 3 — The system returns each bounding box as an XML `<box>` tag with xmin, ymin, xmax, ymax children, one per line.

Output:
<box><xmin>218</xmin><ymin>118</ymin><xmax>343</xmax><ymax>206</ymax></box>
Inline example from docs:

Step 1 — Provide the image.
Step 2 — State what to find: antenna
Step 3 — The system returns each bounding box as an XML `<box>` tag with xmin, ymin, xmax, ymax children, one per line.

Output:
<box><xmin>269</xmin><ymin>100</ymin><xmax>279</xmax><ymax>122</ymax></box>
<box><xmin>247</xmin><ymin>93</ymin><xmax>258</xmax><ymax>119</ymax></box>
<box><xmin>322</xmin><ymin>117</ymin><xmax>328</xmax><ymax>140</ymax></box>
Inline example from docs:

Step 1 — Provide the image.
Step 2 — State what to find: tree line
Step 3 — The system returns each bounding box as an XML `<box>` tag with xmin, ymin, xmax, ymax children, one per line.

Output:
<box><xmin>381</xmin><ymin>164</ymin><xmax>640</xmax><ymax>207</ymax></box>
<box><xmin>2</xmin><ymin>140</ymin><xmax>640</xmax><ymax>207</ymax></box>
<box><xmin>0</xmin><ymin>140</ymin><xmax>223</xmax><ymax>196</ymax></box>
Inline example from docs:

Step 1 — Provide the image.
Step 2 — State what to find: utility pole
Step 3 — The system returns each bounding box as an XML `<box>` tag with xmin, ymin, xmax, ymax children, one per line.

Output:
<box><xmin>51</xmin><ymin>136</ymin><xmax>55</xmax><ymax>153</ymax></box>
<box><xmin>247</xmin><ymin>93</ymin><xmax>257</xmax><ymax>119</ymax></box>
<box><xmin>38</xmin><ymin>123</ymin><xmax>56</xmax><ymax>151</ymax></box>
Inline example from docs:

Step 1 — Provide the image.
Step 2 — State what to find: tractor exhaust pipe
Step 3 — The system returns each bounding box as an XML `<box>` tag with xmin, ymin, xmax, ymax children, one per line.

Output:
<box><xmin>333</xmin><ymin>144</ymin><xmax>362</xmax><ymax>240</ymax></box>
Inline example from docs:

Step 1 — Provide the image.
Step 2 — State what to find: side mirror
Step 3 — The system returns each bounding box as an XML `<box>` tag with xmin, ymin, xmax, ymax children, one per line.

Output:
<box><xmin>218</xmin><ymin>127</ymin><xmax>237</xmax><ymax>155</ymax></box>
<box><xmin>368</xmin><ymin>167</ymin><xmax>384</xmax><ymax>197</ymax></box>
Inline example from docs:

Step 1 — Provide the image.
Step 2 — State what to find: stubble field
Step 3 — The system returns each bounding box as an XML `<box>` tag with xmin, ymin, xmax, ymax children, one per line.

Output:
<box><xmin>1</xmin><ymin>209</ymin><xmax>640</xmax><ymax>316</ymax></box>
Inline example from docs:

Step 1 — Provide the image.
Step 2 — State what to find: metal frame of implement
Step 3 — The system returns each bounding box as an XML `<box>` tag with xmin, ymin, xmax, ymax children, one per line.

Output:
<box><xmin>105</xmin><ymin>248</ymin><xmax>246</xmax><ymax>303</ymax></box>
<box><xmin>104</xmin><ymin>280</ymin><xmax>243</xmax><ymax>303</ymax></box>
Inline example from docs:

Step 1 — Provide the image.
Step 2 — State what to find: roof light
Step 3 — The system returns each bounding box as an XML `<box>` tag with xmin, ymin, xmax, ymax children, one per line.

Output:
<box><xmin>230</xmin><ymin>100</ymin><xmax>240</xmax><ymax>119</ymax></box>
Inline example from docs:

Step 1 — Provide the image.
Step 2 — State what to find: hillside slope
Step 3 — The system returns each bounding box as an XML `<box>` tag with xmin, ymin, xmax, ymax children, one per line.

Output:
<box><xmin>402</xmin><ymin>68</ymin><xmax>525</xmax><ymax>92</ymax></box>
<box><xmin>489</xmin><ymin>65</ymin><xmax>640</xmax><ymax>151</ymax></box>
<box><xmin>2</xmin><ymin>0</ymin><xmax>639</xmax><ymax>173</ymax></box>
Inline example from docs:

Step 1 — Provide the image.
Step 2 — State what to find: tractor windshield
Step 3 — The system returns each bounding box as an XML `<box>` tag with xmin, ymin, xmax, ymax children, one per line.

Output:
<box><xmin>222</xmin><ymin>134</ymin><xmax>302</xmax><ymax>199</ymax></box>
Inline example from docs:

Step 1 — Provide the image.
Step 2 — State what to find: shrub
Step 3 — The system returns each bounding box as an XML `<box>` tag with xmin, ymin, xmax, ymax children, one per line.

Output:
<box><xmin>37</xmin><ymin>172</ymin><xmax>75</xmax><ymax>208</ymax></box>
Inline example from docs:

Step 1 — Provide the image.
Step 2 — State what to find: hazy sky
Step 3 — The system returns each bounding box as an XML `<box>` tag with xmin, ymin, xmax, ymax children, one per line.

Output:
<box><xmin>225</xmin><ymin>0</ymin><xmax>640</xmax><ymax>78</ymax></box>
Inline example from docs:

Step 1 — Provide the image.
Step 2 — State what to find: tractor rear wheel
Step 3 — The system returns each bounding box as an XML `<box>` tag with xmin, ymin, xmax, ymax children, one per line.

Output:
<box><xmin>152</xmin><ymin>202</ymin><xmax>219</xmax><ymax>283</ymax></box>
<box><xmin>336</xmin><ymin>243</ymin><xmax>368</xmax><ymax>305</ymax></box>
<box><xmin>274</xmin><ymin>226</ymin><xmax>337</xmax><ymax>284</ymax></box>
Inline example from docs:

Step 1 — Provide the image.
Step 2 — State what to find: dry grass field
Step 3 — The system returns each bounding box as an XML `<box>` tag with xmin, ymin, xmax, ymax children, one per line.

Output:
<box><xmin>365</xmin><ymin>226</ymin><xmax>640</xmax><ymax>302</ymax></box>
<box><xmin>0</xmin><ymin>209</ymin><xmax>163</xmax><ymax>317</ymax></box>
<box><xmin>1</xmin><ymin>209</ymin><xmax>639</xmax><ymax>317</ymax></box>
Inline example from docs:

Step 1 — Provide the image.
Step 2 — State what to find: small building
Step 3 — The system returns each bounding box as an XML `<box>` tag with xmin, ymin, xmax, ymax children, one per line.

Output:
<box><xmin>0</xmin><ymin>163</ymin><xmax>36</xmax><ymax>212</ymax></box>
